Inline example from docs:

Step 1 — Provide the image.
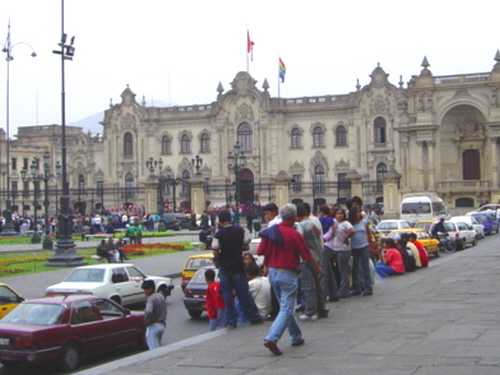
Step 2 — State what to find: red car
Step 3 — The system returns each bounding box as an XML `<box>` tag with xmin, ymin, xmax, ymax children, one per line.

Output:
<box><xmin>0</xmin><ymin>295</ymin><xmax>146</xmax><ymax>371</ymax></box>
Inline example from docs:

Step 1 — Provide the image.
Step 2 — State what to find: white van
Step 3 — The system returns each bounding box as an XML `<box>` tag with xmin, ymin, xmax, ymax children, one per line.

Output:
<box><xmin>400</xmin><ymin>193</ymin><xmax>449</xmax><ymax>224</ymax></box>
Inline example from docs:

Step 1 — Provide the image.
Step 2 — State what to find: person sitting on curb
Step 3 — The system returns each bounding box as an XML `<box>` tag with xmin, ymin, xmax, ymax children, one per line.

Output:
<box><xmin>375</xmin><ymin>238</ymin><xmax>405</xmax><ymax>278</ymax></box>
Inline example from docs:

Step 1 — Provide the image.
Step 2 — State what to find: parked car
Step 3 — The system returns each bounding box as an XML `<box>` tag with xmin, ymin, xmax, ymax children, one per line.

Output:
<box><xmin>414</xmin><ymin>219</ymin><xmax>436</xmax><ymax>232</ymax></box>
<box><xmin>450</xmin><ymin>215</ymin><xmax>484</xmax><ymax>239</ymax></box>
<box><xmin>0</xmin><ymin>284</ymin><xmax>24</xmax><ymax>319</ymax></box>
<box><xmin>0</xmin><ymin>295</ymin><xmax>146</xmax><ymax>371</ymax></box>
<box><xmin>439</xmin><ymin>221</ymin><xmax>477</xmax><ymax>250</ymax></box>
<box><xmin>162</xmin><ymin>214</ymin><xmax>192</xmax><ymax>230</ymax></box>
<box><xmin>387</xmin><ymin>228</ymin><xmax>440</xmax><ymax>258</ymax></box>
<box><xmin>376</xmin><ymin>219</ymin><xmax>412</xmax><ymax>237</ymax></box>
<box><xmin>45</xmin><ymin>264</ymin><xmax>174</xmax><ymax>306</ymax></box>
<box><xmin>467</xmin><ymin>212</ymin><xmax>499</xmax><ymax>236</ymax></box>
<box><xmin>183</xmin><ymin>266</ymin><xmax>218</xmax><ymax>318</ymax></box>
<box><xmin>181</xmin><ymin>253</ymin><xmax>214</xmax><ymax>291</ymax></box>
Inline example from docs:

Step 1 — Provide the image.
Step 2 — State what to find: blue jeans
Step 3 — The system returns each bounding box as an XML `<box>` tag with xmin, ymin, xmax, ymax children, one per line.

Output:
<box><xmin>351</xmin><ymin>246</ymin><xmax>372</xmax><ymax>293</ymax></box>
<box><xmin>219</xmin><ymin>269</ymin><xmax>261</xmax><ymax>327</ymax></box>
<box><xmin>376</xmin><ymin>263</ymin><xmax>400</xmax><ymax>278</ymax></box>
<box><xmin>265</xmin><ymin>268</ymin><xmax>302</xmax><ymax>344</ymax></box>
<box><xmin>209</xmin><ymin>308</ymin><xmax>227</xmax><ymax>331</ymax></box>
<box><xmin>146</xmin><ymin>322</ymin><xmax>165</xmax><ymax>350</ymax></box>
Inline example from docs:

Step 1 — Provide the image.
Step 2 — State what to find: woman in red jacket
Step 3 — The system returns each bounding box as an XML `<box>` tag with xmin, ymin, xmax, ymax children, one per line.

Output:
<box><xmin>375</xmin><ymin>238</ymin><xmax>405</xmax><ymax>277</ymax></box>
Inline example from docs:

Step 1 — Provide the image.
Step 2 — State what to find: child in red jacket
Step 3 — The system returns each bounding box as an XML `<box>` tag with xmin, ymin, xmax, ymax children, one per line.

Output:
<box><xmin>205</xmin><ymin>269</ymin><xmax>226</xmax><ymax>331</ymax></box>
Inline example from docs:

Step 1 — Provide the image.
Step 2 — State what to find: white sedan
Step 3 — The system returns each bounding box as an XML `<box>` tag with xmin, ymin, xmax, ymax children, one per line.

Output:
<box><xmin>45</xmin><ymin>264</ymin><xmax>174</xmax><ymax>306</ymax></box>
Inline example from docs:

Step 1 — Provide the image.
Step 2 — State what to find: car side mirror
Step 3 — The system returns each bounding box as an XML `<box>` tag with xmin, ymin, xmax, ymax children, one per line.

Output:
<box><xmin>124</xmin><ymin>308</ymin><xmax>131</xmax><ymax>316</ymax></box>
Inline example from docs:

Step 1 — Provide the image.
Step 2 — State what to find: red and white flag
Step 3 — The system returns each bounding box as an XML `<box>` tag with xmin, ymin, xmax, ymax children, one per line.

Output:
<box><xmin>247</xmin><ymin>30</ymin><xmax>255</xmax><ymax>61</ymax></box>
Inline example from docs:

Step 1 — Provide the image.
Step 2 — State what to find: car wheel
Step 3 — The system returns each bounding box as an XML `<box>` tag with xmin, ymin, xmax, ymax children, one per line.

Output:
<box><xmin>472</xmin><ymin>238</ymin><xmax>477</xmax><ymax>247</ymax></box>
<box><xmin>188</xmin><ymin>309</ymin><xmax>203</xmax><ymax>318</ymax></box>
<box><xmin>58</xmin><ymin>342</ymin><xmax>80</xmax><ymax>371</ymax></box>
<box><xmin>158</xmin><ymin>284</ymin><xmax>169</xmax><ymax>299</ymax></box>
<box><xmin>110</xmin><ymin>295</ymin><xmax>122</xmax><ymax>305</ymax></box>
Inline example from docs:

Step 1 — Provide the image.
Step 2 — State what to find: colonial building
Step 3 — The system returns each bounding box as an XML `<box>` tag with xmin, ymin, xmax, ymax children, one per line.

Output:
<box><xmin>2</xmin><ymin>52</ymin><xmax>500</xmax><ymax>218</ymax></box>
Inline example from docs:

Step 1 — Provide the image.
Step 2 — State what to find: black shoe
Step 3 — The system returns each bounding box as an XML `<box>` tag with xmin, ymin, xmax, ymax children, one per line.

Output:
<box><xmin>362</xmin><ymin>290</ymin><xmax>373</xmax><ymax>296</ymax></box>
<box><xmin>350</xmin><ymin>290</ymin><xmax>361</xmax><ymax>296</ymax></box>
<box><xmin>295</xmin><ymin>306</ymin><xmax>305</xmax><ymax>313</ymax></box>
<box><xmin>291</xmin><ymin>338</ymin><xmax>305</xmax><ymax>347</ymax></box>
<box><xmin>264</xmin><ymin>340</ymin><xmax>282</xmax><ymax>355</ymax></box>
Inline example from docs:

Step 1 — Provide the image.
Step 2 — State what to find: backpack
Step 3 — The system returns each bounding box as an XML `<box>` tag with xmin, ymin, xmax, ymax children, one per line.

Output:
<box><xmin>399</xmin><ymin>247</ymin><xmax>417</xmax><ymax>272</ymax></box>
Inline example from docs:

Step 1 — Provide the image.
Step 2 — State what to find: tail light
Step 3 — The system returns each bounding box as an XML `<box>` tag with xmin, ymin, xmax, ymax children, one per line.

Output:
<box><xmin>454</xmin><ymin>232</ymin><xmax>459</xmax><ymax>237</ymax></box>
<box><xmin>181</xmin><ymin>276</ymin><xmax>191</xmax><ymax>285</ymax></box>
<box><xmin>184</xmin><ymin>288</ymin><xmax>193</xmax><ymax>297</ymax></box>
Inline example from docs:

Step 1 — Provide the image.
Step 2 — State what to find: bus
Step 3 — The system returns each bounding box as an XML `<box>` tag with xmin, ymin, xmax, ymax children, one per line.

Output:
<box><xmin>400</xmin><ymin>193</ymin><xmax>449</xmax><ymax>224</ymax></box>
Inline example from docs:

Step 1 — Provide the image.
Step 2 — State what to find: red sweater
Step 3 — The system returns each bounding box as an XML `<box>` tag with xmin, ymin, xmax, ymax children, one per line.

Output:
<box><xmin>205</xmin><ymin>281</ymin><xmax>224</xmax><ymax>320</ymax></box>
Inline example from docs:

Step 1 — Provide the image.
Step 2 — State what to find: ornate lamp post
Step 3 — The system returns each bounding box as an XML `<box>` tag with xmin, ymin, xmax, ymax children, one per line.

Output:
<box><xmin>20</xmin><ymin>158</ymin><xmax>42</xmax><ymax>244</ymax></box>
<box><xmin>227</xmin><ymin>142</ymin><xmax>246</xmax><ymax>224</ymax></box>
<box><xmin>192</xmin><ymin>155</ymin><xmax>203</xmax><ymax>176</ymax></box>
<box><xmin>146</xmin><ymin>157</ymin><xmax>165</xmax><ymax>215</ymax></box>
<box><xmin>1</xmin><ymin>21</ymin><xmax>36</xmax><ymax>236</ymax></box>
<box><xmin>41</xmin><ymin>152</ymin><xmax>54</xmax><ymax>250</ymax></box>
<box><xmin>46</xmin><ymin>0</ymin><xmax>85</xmax><ymax>266</ymax></box>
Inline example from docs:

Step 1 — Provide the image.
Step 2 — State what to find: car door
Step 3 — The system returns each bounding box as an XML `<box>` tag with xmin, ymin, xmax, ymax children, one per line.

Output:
<box><xmin>0</xmin><ymin>285</ymin><xmax>24</xmax><ymax>319</ymax></box>
<box><xmin>110</xmin><ymin>267</ymin><xmax>137</xmax><ymax>306</ymax></box>
<box><xmin>93</xmin><ymin>298</ymin><xmax>140</xmax><ymax>345</ymax></box>
<box><xmin>69</xmin><ymin>300</ymin><xmax>110</xmax><ymax>355</ymax></box>
<box><xmin>123</xmin><ymin>266</ymin><xmax>148</xmax><ymax>305</ymax></box>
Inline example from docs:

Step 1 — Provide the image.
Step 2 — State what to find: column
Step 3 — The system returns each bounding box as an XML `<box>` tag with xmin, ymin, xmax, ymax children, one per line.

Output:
<box><xmin>346</xmin><ymin>170</ymin><xmax>362</xmax><ymax>198</ymax></box>
<box><xmin>427</xmin><ymin>141</ymin><xmax>435</xmax><ymax>189</ymax></box>
<box><xmin>143</xmin><ymin>181</ymin><xmax>158</xmax><ymax>214</ymax></box>
<box><xmin>416</xmin><ymin>140</ymin><xmax>425</xmax><ymax>191</ymax></box>
<box><xmin>274</xmin><ymin>172</ymin><xmax>291</xmax><ymax>208</ymax></box>
<box><xmin>383</xmin><ymin>169</ymin><xmax>401</xmax><ymax>219</ymax></box>
<box><xmin>190</xmin><ymin>178</ymin><xmax>206</xmax><ymax>218</ymax></box>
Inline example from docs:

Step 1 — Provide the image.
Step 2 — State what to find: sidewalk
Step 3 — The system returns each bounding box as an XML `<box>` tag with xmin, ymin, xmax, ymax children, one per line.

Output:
<box><xmin>75</xmin><ymin>239</ymin><xmax>500</xmax><ymax>375</ymax></box>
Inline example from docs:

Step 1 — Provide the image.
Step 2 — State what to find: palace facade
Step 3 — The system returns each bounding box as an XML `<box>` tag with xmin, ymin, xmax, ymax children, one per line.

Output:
<box><xmin>2</xmin><ymin>52</ymin><xmax>500</xmax><ymax>218</ymax></box>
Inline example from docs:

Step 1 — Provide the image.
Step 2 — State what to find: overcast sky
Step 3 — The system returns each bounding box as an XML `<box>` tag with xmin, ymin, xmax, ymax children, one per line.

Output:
<box><xmin>2</xmin><ymin>0</ymin><xmax>499</xmax><ymax>137</ymax></box>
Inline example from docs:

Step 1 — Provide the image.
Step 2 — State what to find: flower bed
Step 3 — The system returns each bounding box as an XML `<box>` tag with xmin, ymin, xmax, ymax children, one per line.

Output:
<box><xmin>123</xmin><ymin>243</ymin><xmax>186</xmax><ymax>256</ymax></box>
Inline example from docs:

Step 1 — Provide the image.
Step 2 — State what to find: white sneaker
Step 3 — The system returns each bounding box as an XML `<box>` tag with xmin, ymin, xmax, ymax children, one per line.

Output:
<box><xmin>299</xmin><ymin>314</ymin><xmax>318</xmax><ymax>321</ymax></box>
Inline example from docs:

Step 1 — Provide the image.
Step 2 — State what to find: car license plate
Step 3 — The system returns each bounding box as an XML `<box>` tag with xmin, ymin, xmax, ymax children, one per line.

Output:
<box><xmin>0</xmin><ymin>337</ymin><xmax>10</xmax><ymax>346</ymax></box>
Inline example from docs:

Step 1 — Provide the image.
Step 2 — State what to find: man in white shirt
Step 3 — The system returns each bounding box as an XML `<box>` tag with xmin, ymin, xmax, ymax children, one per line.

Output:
<box><xmin>246</xmin><ymin>263</ymin><xmax>271</xmax><ymax>319</ymax></box>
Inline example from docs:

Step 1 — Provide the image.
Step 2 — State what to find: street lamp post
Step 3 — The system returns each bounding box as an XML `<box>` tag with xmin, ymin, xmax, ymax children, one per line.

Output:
<box><xmin>46</xmin><ymin>0</ymin><xmax>85</xmax><ymax>266</ymax></box>
<box><xmin>41</xmin><ymin>152</ymin><xmax>53</xmax><ymax>250</ymax></box>
<box><xmin>227</xmin><ymin>142</ymin><xmax>246</xmax><ymax>224</ymax></box>
<box><xmin>192</xmin><ymin>155</ymin><xmax>203</xmax><ymax>176</ymax></box>
<box><xmin>146</xmin><ymin>157</ymin><xmax>165</xmax><ymax>215</ymax></box>
<box><xmin>20</xmin><ymin>158</ymin><xmax>42</xmax><ymax>244</ymax></box>
<box><xmin>1</xmin><ymin>21</ymin><xmax>36</xmax><ymax>236</ymax></box>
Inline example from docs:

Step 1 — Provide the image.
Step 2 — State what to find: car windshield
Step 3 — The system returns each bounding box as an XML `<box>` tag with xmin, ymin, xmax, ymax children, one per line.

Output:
<box><xmin>378</xmin><ymin>222</ymin><xmax>398</xmax><ymax>230</ymax></box>
<box><xmin>191</xmin><ymin>268</ymin><xmax>218</xmax><ymax>284</ymax></box>
<box><xmin>2</xmin><ymin>303</ymin><xmax>65</xmax><ymax>325</ymax></box>
<box><xmin>472</xmin><ymin>214</ymin><xmax>487</xmax><ymax>223</ymax></box>
<box><xmin>187</xmin><ymin>257</ymin><xmax>214</xmax><ymax>269</ymax></box>
<box><xmin>64</xmin><ymin>269</ymin><xmax>105</xmax><ymax>283</ymax></box>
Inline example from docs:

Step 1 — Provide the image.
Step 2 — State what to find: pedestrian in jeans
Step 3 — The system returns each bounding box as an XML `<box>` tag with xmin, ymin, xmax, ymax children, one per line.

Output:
<box><xmin>348</xmin><ymin>207</ymin><xmax>374</xmax><ymax>296</ymax></box>
<box><xmin>211</xmin><ymin>210</ymin><xmax>263</xmax><ymax>328</ymax></box>
<box><xmin>257</xmin><ymin>203</ymin><xmax>322</xmax><ymax>355</ymax></box>
<box><xmin>141</xmin><ymin>279</ymin><xmax>167</xmax><ymax>350</ymax></box>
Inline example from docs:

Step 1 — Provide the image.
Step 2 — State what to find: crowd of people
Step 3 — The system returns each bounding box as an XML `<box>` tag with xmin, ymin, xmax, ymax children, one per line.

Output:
<box><xmin>201</xmin><ymin>196</ymin><xmax>431</xmax><ymax>356</ymax></box>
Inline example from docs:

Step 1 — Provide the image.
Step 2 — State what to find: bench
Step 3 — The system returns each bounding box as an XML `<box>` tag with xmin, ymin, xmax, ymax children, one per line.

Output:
<box><xmin>84</xmin><ymin>234</ymin><xmax>113</xmax><ymax>241</ymax></box>
<box><xmin>190</xmin><ymin>242</ymin><xmax>205</xmax><ymax>251</ymax></box>
<box><xmin>24</xmin><ymin>230</ymin><xmax>43</xmax><ymax>237</ymax></box>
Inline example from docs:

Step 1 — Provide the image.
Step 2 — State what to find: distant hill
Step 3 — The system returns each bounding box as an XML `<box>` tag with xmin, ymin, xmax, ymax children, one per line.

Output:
<box><xmin>69</xmin><ymin>100</ymin><xmax>172</xmax><ymax>134</ymax></box>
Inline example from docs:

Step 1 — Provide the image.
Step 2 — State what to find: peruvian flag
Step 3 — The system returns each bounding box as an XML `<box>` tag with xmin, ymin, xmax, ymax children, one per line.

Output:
<box><xmin>247</xmin><ymin>30</ymin><xmax>255</xmax><ymax>61</ymax></box>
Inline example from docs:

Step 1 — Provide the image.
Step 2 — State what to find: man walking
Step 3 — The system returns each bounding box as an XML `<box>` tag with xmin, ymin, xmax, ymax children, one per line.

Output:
<box><xmin>257</xmin><ymin>204</ymin><xmax>322</xmax><ymax>355</ymax></box>
<box><xmin>211</xmin><ymin>210</ymin><xmax>263</xmax><ymax>327</ymax></box>
<box><xmin>141</xmin><ymin>279</ymin><xmax>167</xmax><ymax>350</ymax></box>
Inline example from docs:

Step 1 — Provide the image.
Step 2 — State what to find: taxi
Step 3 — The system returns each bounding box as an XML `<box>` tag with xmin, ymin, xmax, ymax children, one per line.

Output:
<box><xmin>387</xmin><ymin>228</ymin><xmax>440</xmax><ymax>257</ymax></box>
<box><xmin>0</xmin><ymin>283</ymin><xmax>25</xmax><ymax>319</ymax></box>
<box><xmin>181</xmin><ymin>253</ymin><xmax>214</xmax><ymax>291</ymax></box>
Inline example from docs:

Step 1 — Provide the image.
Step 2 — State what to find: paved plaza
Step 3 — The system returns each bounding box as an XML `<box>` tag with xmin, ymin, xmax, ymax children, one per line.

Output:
<box><xmin>66</xmin><ymin>236</ymin><xmax>500</xmax><ymax>375</ymax></box>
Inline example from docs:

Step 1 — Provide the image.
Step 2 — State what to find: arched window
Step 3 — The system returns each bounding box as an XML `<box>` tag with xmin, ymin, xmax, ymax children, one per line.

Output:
<box><xmin>181</xmin><ymin>134</ymin><xmax>191</xmax><ymax>154</ymax></box>
<box><xmin>125</xmin><ymin>172</ymin><xmax>135</xmax><ymax>199</ymax></box>
<box><xmin>376</xmin><ymin>163</ymin><xmax>387</xmax><ymax>192</ymax></box>
<box><xmin>313</xmin><ymin>126</ymin><xmax>324</xmax><ymax>148</ymax></box>
<box><xmin>181</xmin><ymin>170</ymin><xmax>190</xmax><ymax>195</ymax></box>
<box><xmin>124</xmin><ymin>132</ymin><xmax>133</xmax><ymax>155</ymax></box>
<box><xmin>200</xmin><ymin>133</ymin><xmax>210</xmax><ymax>153</ymax></box>
<box><xmin>374</xmin><ymin>117</ymin><xmax>386</xmax><ymax>144</ymax></box>
<box><xmin>314</xmin><ymin>164</ymin><xmax>325</xmax><ymax>193</ymax></box>
<box><xmin>463</xmin><ymin>149</ymin><xmax>480</xmax><ymax>180</ymax></box>
<box><xmin>291</xmin><ymin>128</ymin><xmax>302</xmax><ymax>149</ymax></box>
<box><xmin>335</xmin><ymin>125</ymin><xmax>347</xmax><ymax>147</ymax></box>
<box><xmin>237</xmin><ymin>123</ymin><xmax>252</xmax><ymax>151</ymax></box>
<box><xmin>78</xmin><ymin>174</ymin><xmax>85</xmax><ymax>192</ymax></box>
<box><xmin>161</xmin><ymin>136</ymin><xmax>171</xmax><ymax>155</ymax></box>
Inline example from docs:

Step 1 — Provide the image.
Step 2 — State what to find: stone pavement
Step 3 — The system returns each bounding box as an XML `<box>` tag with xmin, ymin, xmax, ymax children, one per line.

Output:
<box><xmin>72</xmin><ymin>236</ymin><xmax>500</xmax><ymax>375</ymax></box>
